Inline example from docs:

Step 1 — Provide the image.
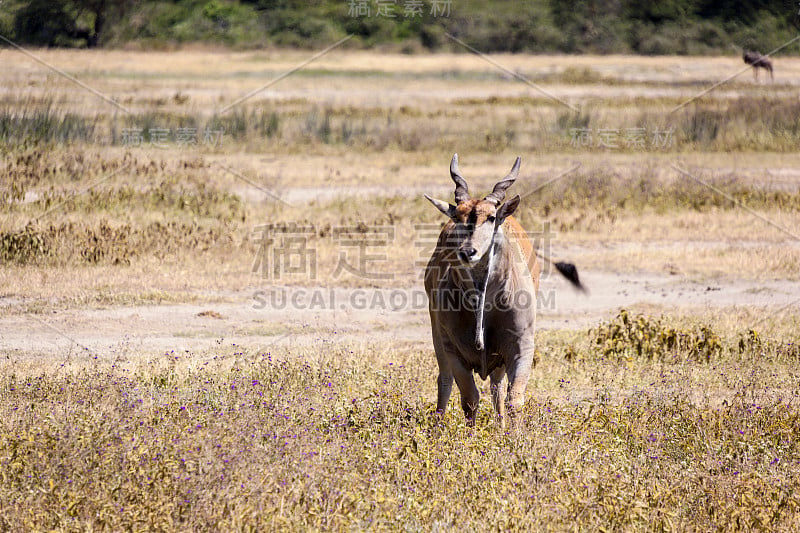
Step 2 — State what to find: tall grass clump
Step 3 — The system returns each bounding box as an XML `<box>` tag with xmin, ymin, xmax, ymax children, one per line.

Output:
<box><xmin>0</xmin><ymin>101</ymin><xmax>97</xmax><ymax>145</ymax></box>
<box><xmin>205</xmin><ymin>108</ymin><xmax>281</xmax><ymax>142</ymax></box>
<box><xmin>2</xmin><ymin>151</ymin><xmax>246</xmax><ymax>266</ymax></box>
<box><xmin>677</xmin><ymin>97</ymin><xmax>800</xmax><ymax>151</ymax></box>
<box><xmin>516</xmin><ymin>167</ymin><xmax>800</xmax><ymax>224</ymax></box>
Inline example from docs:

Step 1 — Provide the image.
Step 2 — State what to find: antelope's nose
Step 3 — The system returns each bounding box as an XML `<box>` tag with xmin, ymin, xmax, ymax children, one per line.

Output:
<box><xmin>458</xmin><ymin>247</ymin><xmax>479</xmax><ymax>263</ymax></box>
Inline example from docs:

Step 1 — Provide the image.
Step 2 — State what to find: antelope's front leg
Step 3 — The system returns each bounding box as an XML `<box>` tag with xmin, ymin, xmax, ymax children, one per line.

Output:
<box><xmin>436</xmin><ymin>371</ymin><xmax>454</xmax><ymax>415</ymax></box>
<box><xmin>452</xmin><ymin>359</ymin><xmax>480</xmax><ymax>425</ymax></box>
<box><xmin>489</xmin><ymin>366</ymin><xmax>507</xmax><ymax>428</ymax></box>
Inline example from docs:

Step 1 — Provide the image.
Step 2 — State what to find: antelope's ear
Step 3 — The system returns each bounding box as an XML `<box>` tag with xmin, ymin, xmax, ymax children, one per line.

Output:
<box><xmin>424</xmin><ymin>195</ymin><xmax>457</xmax><ymax>220</ymax></box>
<box><xmin>496</xmin><ymin>194</ymin><xmax>520</xmax><ymax>222</ymax></box>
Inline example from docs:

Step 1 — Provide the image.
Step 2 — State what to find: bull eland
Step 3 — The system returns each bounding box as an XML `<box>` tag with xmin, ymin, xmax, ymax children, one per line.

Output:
<box><xmin>424</xmin><ymin>154</ymin><xmax>584</xmax><ymax>426</ymax></box>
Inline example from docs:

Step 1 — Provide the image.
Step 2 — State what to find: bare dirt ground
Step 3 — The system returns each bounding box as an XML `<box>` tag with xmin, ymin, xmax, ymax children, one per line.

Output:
<box><xmin>3</xmin><ymin>270</ymin><xmax>799</xmax><ymax>361</ymax></box>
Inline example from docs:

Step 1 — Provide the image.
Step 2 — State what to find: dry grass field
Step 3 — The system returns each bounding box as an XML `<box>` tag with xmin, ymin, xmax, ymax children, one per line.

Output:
<box><xmin>2</xmin><ymin>48</ymin><xmax>800</xmax><ymax>530</ymax></box>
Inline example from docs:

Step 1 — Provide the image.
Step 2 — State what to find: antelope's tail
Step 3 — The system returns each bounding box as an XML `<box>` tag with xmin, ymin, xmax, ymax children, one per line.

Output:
<box><xmin>554</xmin><ymin>261</ymin><xmax>586</xmax><ymax>293</ymax></box>
<box><xmin>535</xmin><ymin>251</ymin><xmax>587</xmax><ymax>293</ymax></box>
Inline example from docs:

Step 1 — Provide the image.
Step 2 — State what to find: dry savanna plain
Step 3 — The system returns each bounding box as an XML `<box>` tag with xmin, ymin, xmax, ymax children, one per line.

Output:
<box><xmin>1</xmin><ymin>48</ymin><xmax>800</xmax><ymax>530</ymax></box>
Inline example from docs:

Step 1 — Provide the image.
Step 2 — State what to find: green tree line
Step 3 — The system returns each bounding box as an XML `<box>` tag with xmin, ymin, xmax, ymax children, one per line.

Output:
<box><xmin>0</xmin><ymin>0</ymin><xmax>796</xmax><ymax>54</ymax></box>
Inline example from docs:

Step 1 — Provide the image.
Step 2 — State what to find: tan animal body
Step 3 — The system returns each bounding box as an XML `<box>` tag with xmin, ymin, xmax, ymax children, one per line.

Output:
<box><xmin>424</xmin><ymin>154</ymin><xmax>583</xmax><ymax>426</ymax></box>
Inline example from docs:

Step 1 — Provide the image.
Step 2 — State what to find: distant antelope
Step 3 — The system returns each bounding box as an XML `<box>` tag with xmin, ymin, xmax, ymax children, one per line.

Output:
<box><xmin>743</xmin><ymin>50</ymin><xmax>773</xmax><ymax>81</ymax></box>
<box><xmin>424</xmin><ymin>155</ymin><xmax>584</xmax><ymax>427</ymax></box>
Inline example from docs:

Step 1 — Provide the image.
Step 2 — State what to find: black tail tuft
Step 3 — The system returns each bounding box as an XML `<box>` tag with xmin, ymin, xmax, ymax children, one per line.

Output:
<box><xmin>554</xmin><ymin>261</ymin><xmax>586</xmax><ymax>293</ymax></box>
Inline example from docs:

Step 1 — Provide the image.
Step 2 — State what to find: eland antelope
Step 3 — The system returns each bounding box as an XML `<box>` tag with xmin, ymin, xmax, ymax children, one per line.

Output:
<box><xmin>424</xmin><ymin>154</ymin><xmax>584</xmax><ymax>426</ymax></box>
<box><xmin>743</xmin><ymin>50</ymin><xmax>773</xmax><ymax>81</ymax></box>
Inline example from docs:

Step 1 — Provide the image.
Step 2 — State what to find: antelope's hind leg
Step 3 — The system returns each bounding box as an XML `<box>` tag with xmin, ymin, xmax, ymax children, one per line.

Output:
<box><xmin>505</xmin><ymin>349</ymin><xmax>534</xmax><ymax>422</ymax></box>
<box><xmin>432</xmin><ymin>335</ymin><xmax>454</xmax><ymax>416</ymax></box>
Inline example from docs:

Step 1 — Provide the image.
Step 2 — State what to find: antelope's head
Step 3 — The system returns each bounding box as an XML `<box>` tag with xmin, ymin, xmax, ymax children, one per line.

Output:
<box><xmin>425</xmin><ymin>154</ymin><xmax>521</xmax><ymax>266</ymax></box>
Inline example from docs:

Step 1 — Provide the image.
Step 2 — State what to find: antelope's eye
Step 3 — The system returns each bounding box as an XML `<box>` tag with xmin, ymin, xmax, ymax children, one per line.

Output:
<box><xmin>487</xmin><ymin>215</ymin><xmax>496</xmax><ymax>223</ymax></box>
